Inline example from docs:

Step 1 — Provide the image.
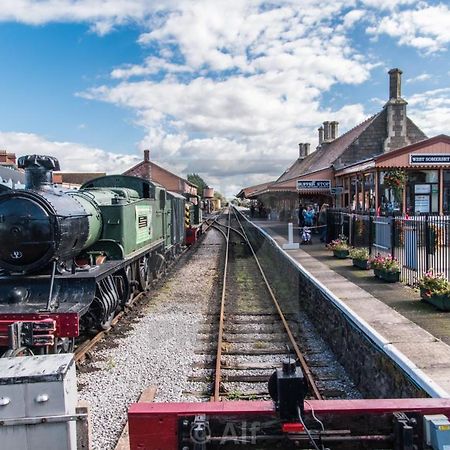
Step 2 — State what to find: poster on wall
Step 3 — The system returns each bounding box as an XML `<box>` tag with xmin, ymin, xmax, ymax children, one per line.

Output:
<box><xmin>415</xmin><ymin>195</ymin><xmax>430</xmax><ymax>213</ymax></box>
<box><xmin>414</xmin><ymin>184</ymin><xmax>430</xmax><ymax>194</ymax></box>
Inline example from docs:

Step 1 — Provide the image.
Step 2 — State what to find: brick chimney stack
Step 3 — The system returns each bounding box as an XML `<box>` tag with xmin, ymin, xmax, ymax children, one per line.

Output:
<box><xmin>318</xmin><ymin>126</ymin><xmax>324</xmax><ymax>145</ymax></box>
<box><xmin>298</xmin><ymin>143</ymin><xmax>311</xmax><ymax>159</ymax></box>
<box><xmin>384</xmin><ymin>68</ymin><xmax>410</xmax><ymax>152</ymax></box>
<box><xmin>330</xmin><ymin>121</ymin><xmax>339</xmax><ymax>140</ymax></box>
<box><xmin>144</xmin><ymin>149</ymin><xmax>150</xmax><ymax>162</ymax></box>
<box><xmin>389</xmin><ymin>68</ymin><xmax>402</xmax><ymax>100</ymax></box>
<box><xmin>323</xmin><ymin>121</ymin><xmax>330</xmax><ymax>142</ymax></box>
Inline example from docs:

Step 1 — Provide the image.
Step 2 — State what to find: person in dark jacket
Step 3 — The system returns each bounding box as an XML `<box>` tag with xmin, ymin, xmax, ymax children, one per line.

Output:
<box><xmin>298</xmin><ymin>203</ymin><xmax>305</xmax><ymax>227</ymax></box>
<box><xmin>318</xmin><ymin>203</ymin><xmax>329</xmax><ymax>242</ymax></box>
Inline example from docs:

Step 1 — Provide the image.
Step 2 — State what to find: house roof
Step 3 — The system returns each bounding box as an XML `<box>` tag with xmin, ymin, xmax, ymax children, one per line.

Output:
<box><xmin>236</xmin><ymin>181</ymin><xmax>275</xmax><ymax>199</ymax></box>
<box><xmin>124</xmin><ymin>159</ymin><xmax>196</xmax><ymax>188</ymax></box>
<box><xmin>275</xmin><ymin>113</ymin><xmax>379</xmax><ymax>185</ymax></box>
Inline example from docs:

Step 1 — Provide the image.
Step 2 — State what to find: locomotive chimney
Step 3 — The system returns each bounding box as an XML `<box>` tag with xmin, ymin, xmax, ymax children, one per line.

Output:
<box><xmin>18</xmin><ymin>155</ymin><xmax>60</xmax><ymax>190</ymax></box>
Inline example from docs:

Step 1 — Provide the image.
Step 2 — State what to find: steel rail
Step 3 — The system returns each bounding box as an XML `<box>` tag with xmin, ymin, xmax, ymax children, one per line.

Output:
<box><xmin>213</xmin><ymin>208</ymin><xmax>231</xmax><ymax>401</ymax></box>
<box><xmin>232</xmin><ymin>207</ymin><xmax>323</xmax><ymax>400</ymax></box>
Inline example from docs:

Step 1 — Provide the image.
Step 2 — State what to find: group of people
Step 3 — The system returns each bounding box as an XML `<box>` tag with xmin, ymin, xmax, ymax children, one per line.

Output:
<box><xmin>249</xmin><ymin>202</ymin><xmax>267</xmax><ymax>218</ymax></box>
<box><xmin>298</xmin><ymin>203</ymin><xmax>329</xmax><ymax>243</ymax></box>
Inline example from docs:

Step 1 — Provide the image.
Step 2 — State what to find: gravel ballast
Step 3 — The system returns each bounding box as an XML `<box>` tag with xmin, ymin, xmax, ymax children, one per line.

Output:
<box><xmin>77</xmin><ymin>229</ymin><xmax>222</xmax><ymax>450</ymax></box>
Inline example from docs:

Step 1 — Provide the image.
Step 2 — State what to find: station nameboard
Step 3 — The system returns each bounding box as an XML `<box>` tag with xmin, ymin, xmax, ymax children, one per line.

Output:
<box><xmin>410</xmin><ymin>154</ymin><xmax>450</xmax><ymax>165</ymax></box>
<box><xmin>297</xmin><ymin>180</ymin><xmax>331</xmax><ymax>190</ymax></box>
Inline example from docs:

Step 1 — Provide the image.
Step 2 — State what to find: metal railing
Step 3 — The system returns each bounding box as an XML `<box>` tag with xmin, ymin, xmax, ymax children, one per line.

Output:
<box><xmin>327</xmin><ymin>209</ymin><xmax>450</xmax><ymax>285</ymax></box>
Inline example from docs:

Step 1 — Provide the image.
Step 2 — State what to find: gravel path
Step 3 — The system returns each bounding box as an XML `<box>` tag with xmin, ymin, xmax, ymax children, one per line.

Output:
<box><xmin>77</xmin><ymin>229</ymin><xmax>222</xmax><ymax>450</ymax></box>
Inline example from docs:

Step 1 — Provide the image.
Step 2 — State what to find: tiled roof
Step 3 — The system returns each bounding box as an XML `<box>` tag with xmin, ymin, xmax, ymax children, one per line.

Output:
<box><xmin>236</xmin><ymin>181</ymin><xmax>275</xmax><ymax>198</ymax></box>
<box><xmin>123</xmin><ymin>160</ymin><xmax>195</xmax><ymax>187</ymax></box>
<box><xmin>275</xmin><ymin>113</ymin><xmax>379</xmax><ymax>184</ymax></box>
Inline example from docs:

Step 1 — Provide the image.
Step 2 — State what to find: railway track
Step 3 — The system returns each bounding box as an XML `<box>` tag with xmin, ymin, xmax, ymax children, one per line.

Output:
<box><xmin>187</xmin><ymin>207</ymin><xmax>359</xmax><ymax>401</ymax></box>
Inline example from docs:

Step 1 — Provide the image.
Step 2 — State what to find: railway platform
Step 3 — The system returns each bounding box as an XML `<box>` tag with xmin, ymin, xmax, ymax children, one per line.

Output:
<box><xmin>250</xmin><ymin>217</ymin><xmax>450</xmax><ymax>397</ymax></box>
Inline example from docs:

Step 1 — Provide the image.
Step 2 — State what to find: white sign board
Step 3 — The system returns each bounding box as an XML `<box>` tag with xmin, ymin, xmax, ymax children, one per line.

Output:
<box><xmin>415</xmin><ymin>195</ymin><xmax>430</xmax><ymax>213</ymax></box>
<box><xmin>297</xmin><ymin>180</ymin><xmax>331</xmax><ymax>190</ymax></box>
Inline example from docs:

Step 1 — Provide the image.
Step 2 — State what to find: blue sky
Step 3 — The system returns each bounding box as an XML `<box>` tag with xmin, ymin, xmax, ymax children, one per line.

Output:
<box><xmin>0</xmin><ymin>1</ymin><xmax>449</xmax><ymax>196</ymax></box>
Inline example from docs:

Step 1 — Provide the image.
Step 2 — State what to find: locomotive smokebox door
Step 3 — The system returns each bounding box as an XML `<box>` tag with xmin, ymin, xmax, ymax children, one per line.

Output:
<box><xmin>268</xmin><ymin>357</ymin><xmax>308</xmax><ymax>422</ymax></box>
<box><xmin>0</xmin><ymin>354</ymin><xmax>78</xmax><ymax>450</ymax></box>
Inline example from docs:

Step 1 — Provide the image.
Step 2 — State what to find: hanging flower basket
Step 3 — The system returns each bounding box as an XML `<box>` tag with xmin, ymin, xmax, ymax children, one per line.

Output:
<box><xmin>383</xmin><ymin>169</ymin><xmax>407</xmax><ymax>201</ymax></box>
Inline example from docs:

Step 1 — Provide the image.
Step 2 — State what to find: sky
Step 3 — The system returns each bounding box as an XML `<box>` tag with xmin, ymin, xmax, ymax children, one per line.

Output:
<box><xmin>0</xmin><ymin>1</ymin><xmax>449</xmax><ymax>197</ymax></box>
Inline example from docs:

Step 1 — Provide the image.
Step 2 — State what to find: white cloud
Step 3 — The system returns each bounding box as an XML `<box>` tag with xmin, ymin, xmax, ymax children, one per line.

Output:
<box><xmin>406</xmin><ymin>73</ymin><xmax>431</xmax><ymax>83</ymax></box>
<box><xmin>0</xmin><ymin>0</ymin><xmax>155</xmax><ymax>34</ymax></box>
<box><xmin>0</xmin><ymin>131</ymin><xmax>139</xmax><ymax>173</ymax></box>
<box><xmin>408</xmin><ymin>88</ymin><xmax>450</xmax><ymax>136</ymax></box>
<box><xmin>76</xmin><ymin>1</ymin><xmax>375</xmax><ymax>195</ymax></box>
<box><xmin>367</xmin><ymin>4</ymin><xmax>450</xmax><ymax>53</ymax></box>
<box><xmin>2</xmin><ymin>0</ymin><xmax>447</xmax><ymax>196</ymax></box>
<box><xmin>360</xmin><ymin>0</ymin><xmax>417</xmax><ymax>10</ymax></box>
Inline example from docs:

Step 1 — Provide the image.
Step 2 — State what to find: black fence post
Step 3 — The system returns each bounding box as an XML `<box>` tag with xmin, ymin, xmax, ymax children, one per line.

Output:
<box><xmin>425</xmin><ymin>214</ymin><xmax>430</xmax><ymax>271</ymax></box>
<box><xmin>368</xmin><ymin>214</ymin><xmax>373</xmax><ymax>255</ymax></box>
<box><xmin>391</xmin><ymin>216</ymin><xmax>395</xmax><ymax>258</ymax></box>
<box><xmin>351</xmin><ymin>214</ymin><xmax>355</xmax><ymax>246</ymax></box>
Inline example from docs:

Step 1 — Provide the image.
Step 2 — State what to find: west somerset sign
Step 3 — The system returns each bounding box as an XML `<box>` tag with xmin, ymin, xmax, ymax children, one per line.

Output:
<box><xmin>297</xmin><ymin>180</ymin><xmax>331</xmax><ymax>190</ymax></box>
<box><xmin>410</xmin><ymin>154</ymin><xmax>450</xmax><ymax>165</ymax></box>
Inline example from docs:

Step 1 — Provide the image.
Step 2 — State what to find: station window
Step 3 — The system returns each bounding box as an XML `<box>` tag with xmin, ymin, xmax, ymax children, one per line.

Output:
<box><xmin>406</xmin><ymin>170</ymin><xmax>438</xmax><ymax>215</ymax></box>
<box><xmin>443</xmin><ymin>171</ymin><xmax>450</xmax><ymax>214</ymax></box>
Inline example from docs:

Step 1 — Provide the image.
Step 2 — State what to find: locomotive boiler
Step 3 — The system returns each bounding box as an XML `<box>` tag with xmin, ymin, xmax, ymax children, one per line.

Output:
<box><xmin>0</xmin><ymin>154</ymin><xmax>188</xmax><ymax>355</ymax></box>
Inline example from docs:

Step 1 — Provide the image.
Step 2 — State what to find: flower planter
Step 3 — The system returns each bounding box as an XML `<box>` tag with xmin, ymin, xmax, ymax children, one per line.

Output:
<box><xmin>373</xmin><ymin>268</ymin><xmax>400</xmax><ymax>283</ymax></box>
<box><xmin>420</xmin><ymin>289</ymin><xmax>450</xmax><ymax>312</ymax></box>
<box><xmin>352</xmin><ymin>258</ymin><xmax>370</xmax><ymax>270</ymax></box>
<box><xmin>333</xmin><ymin>249</ymin><xmax>349</xmax><ymax>259</ymax></box>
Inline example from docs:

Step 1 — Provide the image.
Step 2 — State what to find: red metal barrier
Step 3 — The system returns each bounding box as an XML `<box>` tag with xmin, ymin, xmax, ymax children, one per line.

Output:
<box><xmin>128</xmin><ymin>399</ymin><xmax>450</xmax><ymax>450</ymax></box>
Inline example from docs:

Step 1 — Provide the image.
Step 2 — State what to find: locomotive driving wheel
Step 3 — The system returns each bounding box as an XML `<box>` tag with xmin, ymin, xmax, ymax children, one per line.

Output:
<box><xmin>138</xmin><ymin>255</ymin><xmax>151</xmax><ymax>291</ymax></box>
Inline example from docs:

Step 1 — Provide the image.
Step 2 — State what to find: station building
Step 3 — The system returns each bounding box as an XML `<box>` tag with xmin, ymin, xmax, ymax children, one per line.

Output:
<box><xmin>239</xmin><ymin>69</ymin><xmax>450</xmax><ymax>217</ymax></box>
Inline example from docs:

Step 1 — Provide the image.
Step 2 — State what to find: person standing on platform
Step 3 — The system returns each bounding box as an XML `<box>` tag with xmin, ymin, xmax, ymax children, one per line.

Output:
<box><xmin>319</xmin><ymin>203</ymin><xmax>329</xmax><ymax>243</ymax></box>
<box><xmin>304</xmin><ymin>206</ymin><xmax>315</xmax><ymax>227</ymax></box>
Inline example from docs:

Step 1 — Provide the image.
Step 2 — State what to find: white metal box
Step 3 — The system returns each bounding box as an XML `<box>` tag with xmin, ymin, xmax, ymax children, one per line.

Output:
<box><xmin>0</xmin><ymin>354</ymin><xmax>77</xmax><ymax>450</ymax></box>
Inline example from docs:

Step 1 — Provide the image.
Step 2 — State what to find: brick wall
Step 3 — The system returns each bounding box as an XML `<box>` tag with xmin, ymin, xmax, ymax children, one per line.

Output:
<box><xmin>334</xmin><ymin>108</ymin><xmax>427</xmax><ymax>168</ymax></box>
